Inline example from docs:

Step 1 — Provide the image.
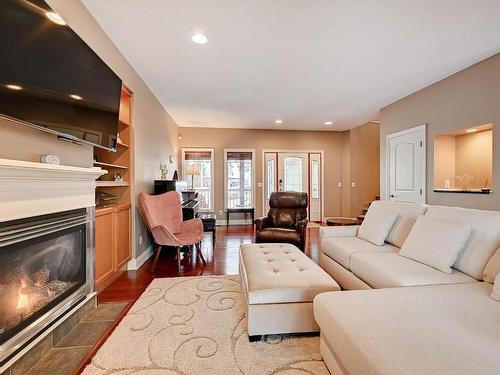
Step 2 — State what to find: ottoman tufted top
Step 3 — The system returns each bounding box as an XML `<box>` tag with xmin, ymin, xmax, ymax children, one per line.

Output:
<box><xmin>240</xmin><ymin>243</ymin><xmax>340</xmax><ymax>304</ymax></box>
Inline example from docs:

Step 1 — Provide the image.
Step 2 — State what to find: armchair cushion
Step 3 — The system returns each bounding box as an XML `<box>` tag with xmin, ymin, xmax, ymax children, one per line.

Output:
<box><xmin>254</xmin><ymin>216</ymin><xmax>271</xmax><ymax>231</ymax></box>
<box><xmin>256</xmin><ymin>228</ymin><xmax>301</xmax><ymax>245</ymax></box>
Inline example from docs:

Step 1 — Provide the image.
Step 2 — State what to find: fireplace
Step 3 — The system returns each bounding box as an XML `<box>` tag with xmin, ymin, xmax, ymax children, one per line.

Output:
<box><xmin>0</xmin><ymin>208</ymin><xmax>94</xmax><ymax>363</ymax></box>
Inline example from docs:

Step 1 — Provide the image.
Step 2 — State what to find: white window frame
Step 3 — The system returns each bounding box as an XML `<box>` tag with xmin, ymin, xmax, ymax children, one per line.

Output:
<box><xmin>181</xmin><ymin>147</ymin><xmax>215</xmax><ymax>211</ymax></box>
<box><xmin>224</xmin><ymin>149</ymin><xmax>256</xmax><ymax>210</ymax></box>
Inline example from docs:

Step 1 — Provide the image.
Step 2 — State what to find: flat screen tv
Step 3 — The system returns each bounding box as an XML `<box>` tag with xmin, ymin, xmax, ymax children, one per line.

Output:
<box><xmin>0</xmin><ymin>0</ymin><xmax>122</xmax><ymax>152</ymax></box>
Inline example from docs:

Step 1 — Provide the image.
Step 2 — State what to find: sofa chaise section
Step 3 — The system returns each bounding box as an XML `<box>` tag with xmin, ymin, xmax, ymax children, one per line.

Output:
<box><xmin>314</xmin><ymin>282</ymin><xmax>500</xmax><ymax>375</ymax></box>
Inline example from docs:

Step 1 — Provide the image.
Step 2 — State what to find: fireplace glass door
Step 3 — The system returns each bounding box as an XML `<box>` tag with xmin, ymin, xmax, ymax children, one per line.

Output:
<box><xmin>0</xmin><ymin>211</ymin><xmax>86</xmax><ymax>345</ymax></box>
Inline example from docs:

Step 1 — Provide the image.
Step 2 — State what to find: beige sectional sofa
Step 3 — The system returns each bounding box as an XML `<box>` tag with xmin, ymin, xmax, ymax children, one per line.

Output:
<box><xmin>314</xmin><ymin>201</ymin><xmax>500</xmax><ymax>375</ymax></box>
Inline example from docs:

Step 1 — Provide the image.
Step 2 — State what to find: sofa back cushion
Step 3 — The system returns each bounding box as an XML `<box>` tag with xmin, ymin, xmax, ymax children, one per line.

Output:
<box><xmin>358</xmin><ymin>206</ymin><xmax>399</xmax><ymax>246</ymax></box>
<box><xmin>368</xmin><ymin>201</ymin><xmax>428</xmax><ymax>248</ymax></box>
<box><xmin>483</xmin><ymin>246</ymin><xmax>500</xmax><ymax>283</ymax></box>
<box><xmin>424</xmin><ymin>206</ymin><xmax>500</xmax><ymax>280</ymax></box>
<box><xmin>400</xmin><ymin>216</ymin><xmax>472</xmax><ymax>274</ymax></box>
<box><xmin>491</xmin><ymin>274</ymin><xmax>500</xmax><ymax>302</ymax></box>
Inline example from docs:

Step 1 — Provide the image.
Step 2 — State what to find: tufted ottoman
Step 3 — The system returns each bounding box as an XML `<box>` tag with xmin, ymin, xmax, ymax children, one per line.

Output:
<box><xmin>239</xmin><ymin>243</ymin><xmax>340</xmax><ymax>340</ymax></box>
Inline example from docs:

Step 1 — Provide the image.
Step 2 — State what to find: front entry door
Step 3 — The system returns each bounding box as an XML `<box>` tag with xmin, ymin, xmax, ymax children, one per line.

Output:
<box><xmin>278</xmin><ymin>153</ymin><xmax>308</xmax><ymax>193</ymax></box>
<box><xmin>264</xmin><ymin>151</ymin><xmax>322</xmax><ymax>221</ymax></box>
<box><xmin>387</xmin><ymin>125</ymin><xmax>426</xmax><ymax>203</ymax></box>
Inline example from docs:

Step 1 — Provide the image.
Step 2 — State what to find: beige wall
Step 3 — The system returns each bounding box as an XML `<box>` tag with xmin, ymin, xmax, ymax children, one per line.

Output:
<box><xmin>380</xmin><ymin>53</ymin><xmax>500</xmax><ymax>210</ymax></box>
<box><xmin>0</xmin><ymin>0</ymin><xmax>179</xmax><ymax>259</ymax></box>
<box><xmin>348</xmin><ymin>122</ymin><xmax>381</xmax><ymax>216</ymax></box>
<box><xmin>455</xmin><ymin>130</ymin><xmax>493</xmax><ymax>189</ymax></box>
<box><xmin>434</xmin><ymin>135</ymin><xmax>456</xmax><ymax>189</ymax></box>
<box><xmin>179</xmin><ymin>124</ymin><xmax>380</xmax><ymax>221</ymax></box>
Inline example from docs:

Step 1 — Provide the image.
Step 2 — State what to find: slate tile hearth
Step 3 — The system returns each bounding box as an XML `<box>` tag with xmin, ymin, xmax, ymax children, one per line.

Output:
<box><xmin>5</xmin><ymin>301</ymin><xmax>128</xmax><ymax>375</ymax></box>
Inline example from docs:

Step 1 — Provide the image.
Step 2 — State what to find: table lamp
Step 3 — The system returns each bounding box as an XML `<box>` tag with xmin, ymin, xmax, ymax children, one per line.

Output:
<box><xmin>186</xmin><ymin>164</ymin><xmax>200</xmax><ymax>189</ymax></box>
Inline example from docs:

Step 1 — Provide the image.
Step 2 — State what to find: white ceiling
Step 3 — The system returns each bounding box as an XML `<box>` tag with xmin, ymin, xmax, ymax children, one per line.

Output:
<box><xmin>82</xmin><ymin>0</ymin><xmax>500</xmax><ymax>131</ymax></box>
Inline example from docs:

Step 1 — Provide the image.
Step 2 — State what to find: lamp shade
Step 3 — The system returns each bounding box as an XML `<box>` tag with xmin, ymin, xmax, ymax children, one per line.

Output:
<box><xmin>186</xmin><ymin>164</ymin><xmax>201</xmax><ymax>176</ymax></box>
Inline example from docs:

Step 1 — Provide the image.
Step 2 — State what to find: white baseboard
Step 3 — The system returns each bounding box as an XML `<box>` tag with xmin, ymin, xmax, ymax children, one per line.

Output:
<box><xmin>127</xmin><ymin>244</ymin><xmax>154</xmax><ymax>270</ymax></box>
<box><xmin>216</xmin><ymin>219</ymin><xmax>254</xmax><ymax>226</ymax></box>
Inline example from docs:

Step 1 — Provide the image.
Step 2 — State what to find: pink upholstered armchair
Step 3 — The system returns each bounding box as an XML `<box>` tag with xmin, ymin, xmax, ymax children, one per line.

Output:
<box><xmin>138</xmin><ymin>191</ymin><xmax>205</xmax><ymax>274</ymax></box>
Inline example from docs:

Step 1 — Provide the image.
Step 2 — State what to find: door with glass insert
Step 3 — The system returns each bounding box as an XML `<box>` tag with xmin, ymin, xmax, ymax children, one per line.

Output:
<box><xmin>278</xmin><ymin>153</ymin><xmax>308</xmax><ymax>193</ymax></box>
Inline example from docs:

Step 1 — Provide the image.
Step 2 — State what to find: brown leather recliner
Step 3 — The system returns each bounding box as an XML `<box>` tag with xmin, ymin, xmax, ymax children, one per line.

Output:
<box><xmin>254</xmin><ymin>191</ymin><xmax>308</xmax><ymax>251</ymax></box>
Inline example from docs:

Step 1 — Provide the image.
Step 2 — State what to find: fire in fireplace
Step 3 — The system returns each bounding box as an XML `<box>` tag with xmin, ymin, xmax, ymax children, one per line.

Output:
<box><xmin>0</xmin><ymin>208</ymin><xmax>92</xmax><ymax>363</ymax></box>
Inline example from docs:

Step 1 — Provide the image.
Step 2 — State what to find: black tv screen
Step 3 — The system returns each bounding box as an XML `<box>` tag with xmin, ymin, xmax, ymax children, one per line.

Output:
<box><xmin>0</xmin><ymin>0</ymin><xmax>122</xmax><ymax>151</ymax></box>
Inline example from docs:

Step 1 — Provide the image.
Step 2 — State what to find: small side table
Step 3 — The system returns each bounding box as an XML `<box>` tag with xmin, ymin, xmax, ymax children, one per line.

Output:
<box><xmin>325</xmin><ymin>217</ymin><xmax>359</xmax><ymax>226</ymax></box>
<box><xmin>226</xmin><ymin>208</ymin><xmax>255</xmax><ymax>227</ymax></box>
<box><xmin>199</xmin><ymin>212</ymin><xmax>217</xmax><ymax>244</ymax></box>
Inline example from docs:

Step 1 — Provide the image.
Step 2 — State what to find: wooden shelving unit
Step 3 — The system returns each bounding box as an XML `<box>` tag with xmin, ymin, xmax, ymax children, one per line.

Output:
<box><xmin>94</xmin><ymin>87</ymin><xmax>133</xmax><ymax>293</ymax></box>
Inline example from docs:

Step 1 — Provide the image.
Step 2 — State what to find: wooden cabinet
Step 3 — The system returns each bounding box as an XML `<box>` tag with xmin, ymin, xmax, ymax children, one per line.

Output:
<box><xmin>95</xmin><ymin>203</ymin><xmax>131</xmax><ymax>293</ymax></box>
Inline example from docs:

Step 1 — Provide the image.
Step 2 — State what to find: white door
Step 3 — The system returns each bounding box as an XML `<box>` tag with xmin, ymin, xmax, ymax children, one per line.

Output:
<box><xmin>263</xmin><ymin>151</ymin><xmax>323</xmax><ymax>221</ymax></box>
<box><xmin>278</xmin><ymin>153</ymin><xmax>308</xmax><ymax>193</ymax></box>
<box><xmin>309</xmin><ymin>154</ymin><xmax>321</xmax><ymax>221</ymax></box>
<box><xmin>387</xmin><ymin>125</ymin><xmax>426</xmax><ymax>203</ymax></box>
<box><xmin>264</xmin><ymin>152</ymin><xmax>277</xmax><ymax>213</ymax></box>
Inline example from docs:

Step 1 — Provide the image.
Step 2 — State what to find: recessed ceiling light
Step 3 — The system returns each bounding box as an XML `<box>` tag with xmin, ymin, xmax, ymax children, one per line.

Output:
<box><xmin>46</xmin><ymin>11</ymin><xmax>66</xmax><ymax>26</ymax></box>
<box><xmin>324</xmin><ymin>121</ymin><xmax>333</xmax><ymax>125</ymax></box>
<box><xmin>466</xmin><ymin>128</ymin><xmax>478</xmax><ymax>133</ymax></box>
<box><xmin>69</xmin><ymin>94</ymin><xmax>82</xmax><ymax>100</ymax></box>
<box><xmin>275</xmin><ymin>119</ymin><xmax>283</xmax><ymax>124</ymax></box>
<box><xmin>6</xmin><ymin>84</ymin><xmax>22</xmax><ymax>90</ymax></box>
<box><xmin>192</xmin><ymin>33</ymin><xmax>208</xmax><ymax>45</ymax></box>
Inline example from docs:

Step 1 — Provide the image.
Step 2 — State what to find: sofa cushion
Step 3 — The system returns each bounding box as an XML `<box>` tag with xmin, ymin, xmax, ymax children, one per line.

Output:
<box><xmin>400</xmin><ymin>216</ymin><xmax>472</xmax><ymax>273</ymax></box>
<box><xmin>321</xmin><ymin>237</ymin><xmax>398</xmax><ymax>270</ymax></box>
<box><xmin>369</xmin><ymin>200</ymin><xmax>428</xmax><ymax>248</ymax></box>
<box><xmin>313</xmin><ymin>283</ymin><xmax>500</xmax><ymax>375</ymax></box>
<box><xmin>424</xmin><ymin>205</ymin><xmax>500</xmax><ymax>279</ymax></box>
<box><xmin>239</xmin><ymin>243</ymin><xmax>339</xmax><ymax>305</ymax></box>
<box><xmin>350</xmin><ymin>252</ymin><xmax>477</xmax><ymax>288</ymax></box>
<box><xmin>358</xmin><ymin>205</ymin><xmax>398</xmax><ymax>246</ymax></box>
<box><xmin>483</xmin><ymin>246</ymin><xmax>500</xmax><ymax>284</ymax></box>
<box><xmin>492</xmin><ymin>274</ymin><xmax>500</xmax><ymax>302</ymax></box>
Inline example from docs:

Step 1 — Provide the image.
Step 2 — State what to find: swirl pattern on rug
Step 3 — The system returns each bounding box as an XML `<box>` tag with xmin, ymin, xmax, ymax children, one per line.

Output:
<box><xmin>82</xmin><ymin>275</ymin><xmax>328</xmax><ymax>375</ymax></box>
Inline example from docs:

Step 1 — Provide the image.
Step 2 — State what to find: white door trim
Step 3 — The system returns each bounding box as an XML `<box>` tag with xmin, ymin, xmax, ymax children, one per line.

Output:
<box><xmin>261</xmin><ymin>149</ymin><xmax>325</xmax><ymax>222</ymax></box>
<box><xmin>385</xmin><ymin>124</ymin><xmax>427</xmax><ymax>202</ymax></box>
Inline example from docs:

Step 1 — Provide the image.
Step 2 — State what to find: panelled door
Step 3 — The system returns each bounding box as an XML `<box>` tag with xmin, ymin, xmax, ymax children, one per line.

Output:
<box><xmin>387</xmin><ymin>125</ymin><xmax>426</xmax><ymax>203</ymax></box>
<box><xmin>264</xmin><ymin>151</ymin><xmax>322</xmax><ymax>221</ymax></box>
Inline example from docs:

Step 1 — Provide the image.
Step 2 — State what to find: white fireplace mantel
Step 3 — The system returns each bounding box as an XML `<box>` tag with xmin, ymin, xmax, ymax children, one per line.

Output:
<box><xmin>0</xmin><ymin>158</ymin><xmax>106</xmax><ymax>222</ymax></box>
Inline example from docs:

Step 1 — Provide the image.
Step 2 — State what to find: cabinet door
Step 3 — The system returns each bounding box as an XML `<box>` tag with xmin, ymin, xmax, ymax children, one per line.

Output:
<box><xmin>114</xmin><ymin>205</ymin><xmax>131</xmax><ymax>269</ymax></box>
<box><xmin>95</xmin><ymin>209</ymin><xmax>115</xmax><ymax>286</ymax></box>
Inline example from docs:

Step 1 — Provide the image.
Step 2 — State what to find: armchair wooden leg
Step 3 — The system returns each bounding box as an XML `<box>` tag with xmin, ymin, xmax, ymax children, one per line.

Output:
<box><xmin>151</xmin><ymin>244</ymin><xmax>162</xmax><ymax>273</ymax></box>
<box><xmin>196</xmin><ymin>242</ymin><xmax>206</xmax><ymax>266</ymax></box>
<box><xmin>177</xmin><ymin>247</ymin><xmax>182</xmax><ymax>276</ymax></box>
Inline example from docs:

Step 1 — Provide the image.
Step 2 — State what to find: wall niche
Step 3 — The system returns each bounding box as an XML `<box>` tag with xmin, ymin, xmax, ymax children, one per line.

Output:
<box><xmin>434</xmin><ymin>123</ymin><xmax>493</xmax><ymax>193</ymax></box>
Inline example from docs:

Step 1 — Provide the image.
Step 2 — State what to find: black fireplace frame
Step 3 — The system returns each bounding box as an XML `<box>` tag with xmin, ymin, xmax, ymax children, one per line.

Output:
<box><xmin>0</xmin><ymin>207</ymin><xmax>95</xmax><ymax>365</ymax></box>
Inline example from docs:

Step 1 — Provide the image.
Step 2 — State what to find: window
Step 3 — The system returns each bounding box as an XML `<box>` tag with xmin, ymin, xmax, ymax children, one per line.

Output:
<box><xmin>283</xmin><ymin>156</ymin><xmax>303</xmax><ymax>192</ymax></box>
<box><xmin>182</xmin><ymin>148</ymin><xmax>214</xmax><ymax>210</ymax></box>
<box><xmin>225</xmin><ymin>150</ymin><xmax>254</xmax><ymax>209</ymax></box>
<box><xmin>267</xmin><ymin>159</ymin><xmax>275</xmax><ymax>199</ymax></box>
<box><xmin>311</xmin><ymin>159</ymin><xmax>319</xmax><ymax>199</ymax></box>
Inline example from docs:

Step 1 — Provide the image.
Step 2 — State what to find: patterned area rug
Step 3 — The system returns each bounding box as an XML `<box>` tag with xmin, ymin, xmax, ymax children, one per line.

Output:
<box><xmin>82</xmin><ymin>276</ymin><xmax>328</xmax><ymax>375</ymax></box>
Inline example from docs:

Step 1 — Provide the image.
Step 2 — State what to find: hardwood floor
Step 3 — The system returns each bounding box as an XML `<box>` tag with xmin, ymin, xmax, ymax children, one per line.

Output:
<box><xmin>98</xmin><ymin>225</ymin><xmax>321</xmax><ymax>303</ymax></box>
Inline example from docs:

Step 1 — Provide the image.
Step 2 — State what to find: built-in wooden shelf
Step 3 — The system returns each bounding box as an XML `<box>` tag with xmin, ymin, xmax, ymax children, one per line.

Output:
<box><xmin>96</xmin><ymin>181</ymin><xmax>129</xmax><ymax>187</ymax></box>
<box><xmin>93</xmin><ymin>161</ymin><xmax>128</xmax><ymax>169</ymax></box>
<box><xmin>118</xmin><ymin>119</ymin><xmax>130</xmax><ymax>128</ymax></box>
<box><xmin>434</xmin><ymin>188</ymin><xmax>492</xmax><ymax>194</ymax></box>
<box><xmin>117</xmin><ymin>141</ymin><xmax>130</xmax><ymax>148</ymax></box>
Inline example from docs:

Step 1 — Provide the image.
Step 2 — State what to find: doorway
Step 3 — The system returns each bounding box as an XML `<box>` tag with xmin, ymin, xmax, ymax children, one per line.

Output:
<box><xmin>263</xmin><ymin>151</ymin><xmax>323</xmax><ymax>221</ymax></box>
<box><xmin>386</xmin><ymin>124</ymin><xmax>426</xmax><ymax>203</ymax></box>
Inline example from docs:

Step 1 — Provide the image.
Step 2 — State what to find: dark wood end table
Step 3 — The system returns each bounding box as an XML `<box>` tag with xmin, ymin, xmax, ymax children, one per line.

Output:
<box><xmin>199</xmin><ymin>212</ymin><xmax>217</xmax><ymax>244</ymax></box>
<box><xmin>325</xmin><ymin>217</ymin><xmax>359</xmax><ymax>226</ymax></box>
<box><xmin>226</xmin><ymin>208</ymin><xmax>255</xmax><ymax>227</ymax></box>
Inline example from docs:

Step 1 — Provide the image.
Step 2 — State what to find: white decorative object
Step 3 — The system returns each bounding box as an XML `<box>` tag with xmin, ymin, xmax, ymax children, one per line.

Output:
<box><xmin>456</xmin><ymin>173</ymin><xmax>474</xmax><ymax>190</ymax></box>
<box><xmin>40</xmin><ymin>154</ymin><xmax>60</xmax><ymax>165</ymax></box>
<box><xmin>160</xmin><ymin>161</ymin><xmax>168</xmax><ymax>179</ymax></box>
<box><xmin>113</xmin><ymin>173</ymin><xmax>123</xmax><ymax>182</ymax></box>
<box><xmin>0</xmin><ymin>158</ymin><xmax>105</xmax><ymax>222</ymax></box>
